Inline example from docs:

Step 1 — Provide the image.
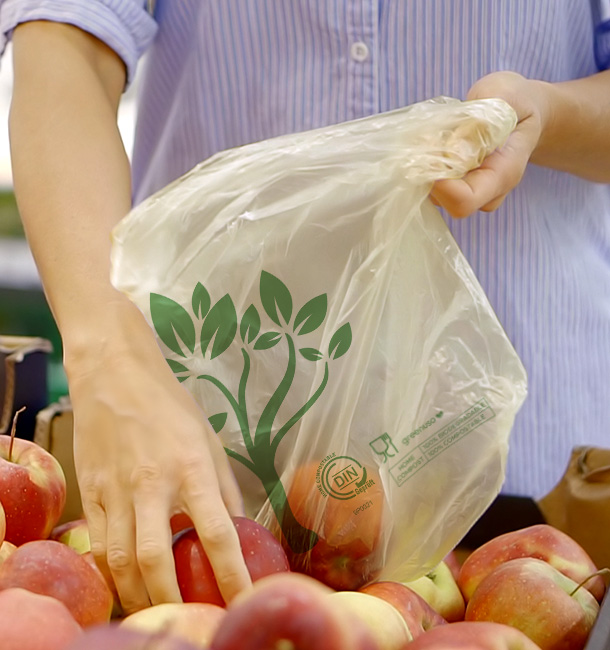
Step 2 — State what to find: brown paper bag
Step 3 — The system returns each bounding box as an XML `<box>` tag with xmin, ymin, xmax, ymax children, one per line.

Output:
<box><xmin>34</xmin><ymin>397</ymin><xmax>83</xmax><ymax>524</ymax></box>
<box><xmin>538</xmin><ymin>446</ymin><xmax>610</xmax><ymax>570</ymax></box>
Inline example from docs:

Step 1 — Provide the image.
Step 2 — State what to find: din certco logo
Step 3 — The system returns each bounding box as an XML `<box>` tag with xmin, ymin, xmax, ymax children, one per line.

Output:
<box><xmin>318</xmin><ymin>456</ymin><xmax>373</xmax><ymax>500</ymax></box>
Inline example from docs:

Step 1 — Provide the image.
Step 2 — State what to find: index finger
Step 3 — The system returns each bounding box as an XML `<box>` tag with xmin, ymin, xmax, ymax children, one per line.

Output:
<box><xmin>181</xmin><ymin>472</ymin><xmax>252</xmax><ymax>604</ymax></box>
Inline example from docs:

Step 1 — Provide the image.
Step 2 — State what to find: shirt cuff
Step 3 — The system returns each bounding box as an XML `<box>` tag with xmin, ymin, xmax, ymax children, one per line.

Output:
<box><xmin>0</xmin><ymin>0</ymin><xmax>158</xmax><ymax>85</ymax></box>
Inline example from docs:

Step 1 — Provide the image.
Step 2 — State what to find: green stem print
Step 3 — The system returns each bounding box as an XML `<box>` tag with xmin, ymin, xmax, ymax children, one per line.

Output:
<box><xmin>199</xmin><ymin>348</ymin><xmax>253</xmax><ymax>453</ymax></box>
<box><xmin>254</xmin><ymin>334</ymin><xmax>297</xmax><ymax>448</ymax></box>
<box><xmin>271</xmin><ymin>362</ymin><xmax>329</xmax><ymax>458</ymax></box>
<box><xmin>150</xmin><ymin>271</ymin><xmax>352</xmax><ymax>554</ymax></box>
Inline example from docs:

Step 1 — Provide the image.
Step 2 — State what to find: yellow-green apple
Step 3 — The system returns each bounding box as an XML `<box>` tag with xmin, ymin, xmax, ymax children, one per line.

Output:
<box><xmin>0</xmin><ymin>540</ymin><xmax>16</xmax><ymax>566</ymax></box>
<box><xmin>0</xmin><ymin>539</ymin><xmax>114</xmax><ymax>627</ymax></box>
<box><xmin>281</xmin><ymin>460</ymin><xmax>386</xmax><ymax>591</ymax></box>
<box><xmin>51</xmin><ymin>518</ymin><xmax>90</xmax><ymax>554</ymax></box>
<box><xmin>458</xmin><ymin>524</ymin><xmax>606</xmax><ymax>603</ymax></box>
<box><xmin>173</xmin><ymin>516</ymin><xmax>290</xmax><ymax>605</ymax></box>
<box><xmin>0</xmin><ymin>434</ymin><xmax>66</xmax><ymax>545</ymax></box>
<box><xmin>398</xmin><ymin>560</ymin><xmax>466</xmax><ymax>621</ymax></box>
<box><xmin>444</xmin><ymin>549</ymin><xmax>463</xmax><ymax>581</ymax></box>
<box><xmin>64</xmin><ymin>623</ymin><xmax>201</xmax><ymax>650</ymax></box>
<box><xmin>465</xmin><ymin>557</ymin><xmax>599</xmax><ymax>650</ymax></box>
<box><xmin>209</xmin><ymin>572</ymin><xmax>380</xmax><ymax>650</ymax></box>
<box><xmin>359</xmin><ymin>580</ymin><xmax>447</xmax><ymax>639</ymax></box>
<box><xmin>405</xmin><ymin>621</ymin><xmax>544</xmax><ymax>650</ymax></box>
<box><xmin>327</xmin><ymin>590</ymin><xmax>412</xmax><ymax>650</ymax></box>
<box><xmin>120</xmin><ymin>602</ymin><xmax>227</xmax><ymax>648</ymax></box>
<box><xmin>0</xmin><ymin>587</ymin><xmax>83</xmax><ymax>650</ymax></box>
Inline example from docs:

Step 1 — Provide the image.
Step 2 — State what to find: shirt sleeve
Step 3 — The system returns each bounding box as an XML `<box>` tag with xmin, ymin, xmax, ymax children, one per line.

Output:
<box><xmin>0</xmin><ymin>0</ymin><xmax>158</xmax><ymax>84</ymax></box>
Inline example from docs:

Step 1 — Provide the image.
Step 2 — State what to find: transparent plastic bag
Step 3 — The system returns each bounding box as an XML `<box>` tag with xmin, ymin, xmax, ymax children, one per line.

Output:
<box><xmin>111</xmin><ymin>97</ymin><xmax>527</xmax><ymax>586</ymax></box>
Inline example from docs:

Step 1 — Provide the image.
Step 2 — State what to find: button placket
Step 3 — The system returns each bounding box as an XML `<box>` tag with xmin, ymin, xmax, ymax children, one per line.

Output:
<box><xmin>345</xmin><ymin>0</ymin><xmax>379</xmax><ymax>118</ymax></box>
<box><xmin>350</xmin><ymin>41</ymin><xmax>370</xmax><ymax>62</ymax></box>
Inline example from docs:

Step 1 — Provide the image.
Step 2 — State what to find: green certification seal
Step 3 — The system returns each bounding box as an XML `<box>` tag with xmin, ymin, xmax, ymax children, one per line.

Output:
<box><xmin>319</xmin><ymin>455</ymin><xmax>375</xmax><ymax>500</ymax></box>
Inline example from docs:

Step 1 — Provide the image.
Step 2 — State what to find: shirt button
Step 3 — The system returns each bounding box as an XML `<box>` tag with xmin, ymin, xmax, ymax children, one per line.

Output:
<box><xmin>350</xmin><ymin>41</ymin><xmax>370</xmax><ymax>62</ymax></box>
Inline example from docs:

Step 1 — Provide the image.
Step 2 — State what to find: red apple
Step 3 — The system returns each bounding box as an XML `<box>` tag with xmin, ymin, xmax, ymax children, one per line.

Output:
<box><xmin>81</xmin><ymin>550</ymin><xmax>122</xmax><ymax>618</ymax></box>
<box><xmin>209</xmin><ymin>572</ymin><xmax>380</xmax><ymax>650</ymax></box>
<box><xmin>281</xmin><ymin>460</ymin><xmax>386</xmax><ymax>591</ymax></box>
<box><xmin>405</xmin><ymin>621</ymin><xmax>544</xmax><ymax>650</ymax></box>
<box><xmin>360</xmin><ymin>580</ymin><xmax>447</xmax><ymax>639</ymax></box>
<box><xmin>171</xmin><ymin>513</ymin><xmax>194</xmax><ymax>535</ymax></box>
<box><xmin>173</xmin><ymin>515</ymin><xmax>290</xmax><ymax>606</ymax></box>
<box><xmin>399</xmin><ymin>560</ymin><xmax>466</xmax><ymax>621</ymax></box>
<box><xmin>64</xmin><ymin>623</ymin><xmax>202</xmax><ymax>650</ymax></box>
<box><xmin>0</xmin><ymin>539</ymin><xmax>114</xmax><ymax>627</ymax></box>
<box><xmin>51</xmin><ymin>518</ymin><xmax>90</xmax><ymax>554</ymax></box>
<box><xmin>465</xmin><ymin>557</ymin><xmax>599</xmax><ymax>650</ymax></box>
<box><xmin>0</xmin><ymin>434</ymin><xmax>67</xmax><ymax>545</ymax></box>
<box><xmin>121</xmin><ymin>602</ymin><xmax>226</xmax><ymax>648</ymax></box>
<box><xmin>0</xmin><ymin>499</ymin><xmax>5</xmax><ymax>543</ymax></box>
<box><xmin>0</xmin><ymin>540</ymin><xmax>16</xmax><ymax>566</ymax></box>
<box><xmin>327</xmin><ymin>590</ymin><xmax>412</xmax><ymax>650</ymax></box>
<box><xmin>458</xmin><ymin>524</ymin><xmax>606</xmax><ymax>603</ymax></box>
<box><xmin>0</xmin><ymin>587</ymin><xmax>83</xmax><ymax>650</ymax></box>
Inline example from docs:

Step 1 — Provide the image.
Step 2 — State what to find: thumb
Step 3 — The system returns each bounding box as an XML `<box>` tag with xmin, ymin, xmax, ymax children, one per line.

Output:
<box><xmin>431</xmin><ymin>113</ymin><xmax>539</xmax><ymax>217</ymax></box>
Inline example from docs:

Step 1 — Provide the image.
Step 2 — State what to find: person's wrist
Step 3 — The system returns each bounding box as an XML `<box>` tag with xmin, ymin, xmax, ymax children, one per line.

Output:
<box><xmin>62</xmin><ymin>298</ymin><xmax>157</xmax><ymax>380</ymax></box>
<box><xmin>528</xmin><ymin>79</ymin><xmax>560</xmax><ymax>164</ymax></box>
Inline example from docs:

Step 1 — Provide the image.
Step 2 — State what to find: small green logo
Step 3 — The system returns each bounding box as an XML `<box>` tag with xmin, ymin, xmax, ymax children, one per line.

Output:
<box><xmin>319</xmin><ymin>455</ymin><xmax>373</xmax><ymax>500</ymax></box>
<box><xmin>369</xmin><ymin>433</ymin><xmax>398</xmax><ymax>463</ymax></box>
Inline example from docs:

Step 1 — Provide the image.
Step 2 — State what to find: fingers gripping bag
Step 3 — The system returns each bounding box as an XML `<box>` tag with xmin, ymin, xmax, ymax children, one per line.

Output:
<box><xmin>110</xmin><ymin>97</ymin><xmax>527</xmax><ymax>589</ymax></box>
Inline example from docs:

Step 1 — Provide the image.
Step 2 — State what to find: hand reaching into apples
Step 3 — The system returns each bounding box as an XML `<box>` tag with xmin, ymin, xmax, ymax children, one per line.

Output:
<box><xmin>66</xmin><ymin>335</ymin><xmax>252</xmax><ymax>614</ymax></box>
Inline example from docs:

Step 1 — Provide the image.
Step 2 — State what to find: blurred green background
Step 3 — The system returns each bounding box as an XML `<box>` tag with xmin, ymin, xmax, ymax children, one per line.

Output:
<box><xmin>0</xmin><ymin>188</ymin><xmax>67</xmax><ymax>403</ymax></box>
<box><xmin>0</xmin><ymin>190</ymin><xmax>22</xmax><ymax>236</ymax></box>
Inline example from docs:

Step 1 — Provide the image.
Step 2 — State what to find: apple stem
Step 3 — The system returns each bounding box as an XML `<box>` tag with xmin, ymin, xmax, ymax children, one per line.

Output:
<box><xmin>569</xmin><ymin>568</ymin><xmax>610</xmax><ymax>597</ymax></box>
<box><xmin>7</xmin><ymin>406</ymin><xmax>25</xmax><ymax>463</ymax></box>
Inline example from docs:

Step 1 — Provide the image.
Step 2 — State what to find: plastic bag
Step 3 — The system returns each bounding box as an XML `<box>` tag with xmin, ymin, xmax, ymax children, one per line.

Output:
<box><xmin>110</xmin><ymin>97</ymin><xmax>527</xmax><ymax>586</ymax></box>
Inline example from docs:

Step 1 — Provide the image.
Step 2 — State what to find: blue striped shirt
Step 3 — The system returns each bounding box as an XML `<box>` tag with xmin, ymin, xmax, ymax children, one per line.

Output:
<box><xmin>2</xmin><ymin>0</ymin><xmax>609</xmax><ymax>498</ymax></box>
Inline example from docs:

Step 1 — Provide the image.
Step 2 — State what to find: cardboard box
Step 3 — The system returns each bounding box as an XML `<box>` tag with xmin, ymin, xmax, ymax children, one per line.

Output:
<box><xmin>34</xmin><ymin>396</ymin><xmax>83</xmax><ymax>524</ymax></box>
<box><xmin>0</xmin><ymin>335</ymin><xmax>52</xmax><ymax>440</ymax></box>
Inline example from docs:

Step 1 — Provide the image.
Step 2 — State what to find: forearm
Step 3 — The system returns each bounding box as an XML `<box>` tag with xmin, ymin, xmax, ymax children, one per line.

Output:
<box><xmin>10</xmin><ymin>21</ymin><xmax>145</xmax><ymax>365</ymax></box>
<box><xmin>531</xmin><ymin>70</ymin><xmax>610</xmax><ymax>182</ymax></box>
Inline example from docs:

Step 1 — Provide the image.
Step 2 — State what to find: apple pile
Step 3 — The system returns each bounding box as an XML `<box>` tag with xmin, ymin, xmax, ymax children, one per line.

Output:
<box><xmin>0</xmin><ymin>419</ymin><xmax>116</xmax><ymax>649</ymax></box>
<box><xmin>65</xmin><ymin>520</ymin><xmax>610</xmax><ymax>650</ymax></box>
<box><xmin>201</xmin><ymin>522</ymin><xmax>607</xmax><ymax>650</ymax></box>
<box><xmin>1</xmin><ymin>414</ymin><xmax>608</xmax><ymax>650</ymax></box>
<box><xmin>456</xmin><ymin>524</ymin><xmax>607</xmax><ymax>650</ymax></box>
